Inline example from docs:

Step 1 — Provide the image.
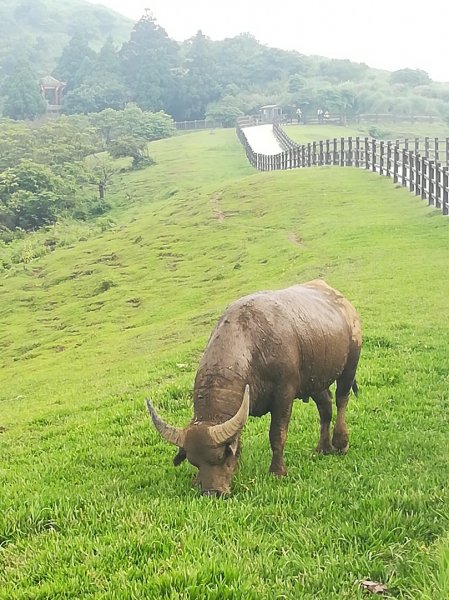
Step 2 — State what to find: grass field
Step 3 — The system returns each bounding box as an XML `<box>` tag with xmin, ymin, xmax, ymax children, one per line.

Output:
<box><xmin>284</xmin><ymin>120</ymin><xmax>449</xmax><ymax>146</ymax></box>
<box><xmin>1</xmin><ymin>127</ymin><xmax>449</xmax><ymax>599</ymax></box>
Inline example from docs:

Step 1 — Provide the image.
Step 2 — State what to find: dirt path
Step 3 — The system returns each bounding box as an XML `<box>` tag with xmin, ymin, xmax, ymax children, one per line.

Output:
<box><xmin>287</xmin><ymin>231</ymin><xmax>303</xmax><ymax>247</ymax></box>
<box><xmin>210</xmin><ymin>192</ymin><xmax>225</xmax><ymax>222</ymax></box>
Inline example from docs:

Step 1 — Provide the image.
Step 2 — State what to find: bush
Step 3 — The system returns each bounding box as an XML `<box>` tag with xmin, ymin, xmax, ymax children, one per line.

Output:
<box><xmin>368</xmin><ymin>126</ymin><xmax>391</xmax><ymax>139</ymax></box>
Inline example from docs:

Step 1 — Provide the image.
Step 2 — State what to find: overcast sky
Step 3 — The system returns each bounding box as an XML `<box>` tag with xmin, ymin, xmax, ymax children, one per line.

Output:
<box><xmin>87</xmin><ymin>0</ymin><xmax>449</xmax><ymax>82</ymax></box>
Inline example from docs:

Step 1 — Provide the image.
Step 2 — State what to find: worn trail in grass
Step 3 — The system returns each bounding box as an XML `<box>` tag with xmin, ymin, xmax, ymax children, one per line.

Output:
<box><xmin>1</xmin><ymin>129</ymin><xmax>449</xmax><ymax>599</ymax></box>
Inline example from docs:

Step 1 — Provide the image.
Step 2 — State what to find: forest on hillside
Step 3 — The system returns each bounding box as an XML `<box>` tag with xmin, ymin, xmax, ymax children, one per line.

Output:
<box><xmin>2</xmin><ymin>8</ymin><xmax>449</xmax><ymax>123</ymax></box>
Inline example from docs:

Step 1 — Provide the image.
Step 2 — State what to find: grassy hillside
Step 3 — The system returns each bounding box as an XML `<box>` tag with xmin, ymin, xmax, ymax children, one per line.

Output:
<box><xmin>0</xmin><ymin>0</ymin><xmax>132</xmax><ymax>74</ymax></box>
<box><xmin>1</xmin><ymin>129</ymin><xmax>449</xmax><ymax>598</ymax></box>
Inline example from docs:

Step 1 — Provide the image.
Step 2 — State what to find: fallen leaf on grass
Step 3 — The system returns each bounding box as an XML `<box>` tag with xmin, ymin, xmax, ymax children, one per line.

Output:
<box><xmin>360</xmin><ymin>580</ymin><xmax>388</xmax><ymax>594</ymax></box>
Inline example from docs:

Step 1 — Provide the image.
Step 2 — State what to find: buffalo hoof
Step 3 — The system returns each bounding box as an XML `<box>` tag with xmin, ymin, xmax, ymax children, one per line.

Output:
<box><xmin>332</xmin><ymin>432</ymin><xmax>349</xmax><ymax>454</ymax></box>
<box><xmin>269</xmin><ymin>465</ymin><xmax>287</xmax><ymax>477</ymax></box>
<box><xmin>315</xmin><ymin>442</ymin><xmax>334</xmax><ymax>455</ymax></box>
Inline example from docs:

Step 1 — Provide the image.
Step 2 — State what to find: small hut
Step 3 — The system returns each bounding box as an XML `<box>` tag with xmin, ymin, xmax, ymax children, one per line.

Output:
<box><xmin>260</xmin><ymin>104</ymin><xmax>283</xmax><ymax>124</ymax></box>
<box><xmin>40</xmin><ymin>75</ymin><xmax>67</xmax><ymax>113</ymax></box>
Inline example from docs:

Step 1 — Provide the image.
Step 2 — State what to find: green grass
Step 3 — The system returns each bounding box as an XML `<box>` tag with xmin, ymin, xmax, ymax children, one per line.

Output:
<box><xmin>1</xmin><ymin>128</ymin><xmax>449</xmax><ymax>599</ymax></box>
<box><xmin>284</xmin><ymin>120</ymin><xmax>449</xmax><ymax>145</ymax></box>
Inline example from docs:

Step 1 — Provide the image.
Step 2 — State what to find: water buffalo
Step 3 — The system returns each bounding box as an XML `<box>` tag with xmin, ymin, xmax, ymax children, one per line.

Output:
<box><xmin>146</xmin><ymin>280</ymin><xmax>362</xmax><ymax>496</ymax></box>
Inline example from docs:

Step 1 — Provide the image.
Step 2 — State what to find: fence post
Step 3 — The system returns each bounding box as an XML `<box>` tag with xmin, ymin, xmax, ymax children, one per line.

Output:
<box><xmin>435</xmin><ymin>138</ymin><xmax>439</xmax><ymax>164</ymax></box>
<box><xmin>319</xmin><ymin>140</ymin><xmax>324</xmax><ymax>166</ymax></box>
<box><xmin>325</xmin><ymin>139</ymin><xmax>330</xmax><ymax>165</ymax></box>
<box><xmin>415</xmin><ymin>138</ymin><xmax>425</xmax><ymax>154</ymax></box>
<box><xmin>340</xmin><ymin>138</ymin><xmax>345</xmax><ymax>166</ymax></box>
<box><xmin>421</xmin><ymin>156</ymin><xmax>427</xmax><ymax>200</ymax></box>
<box><xmin>307</xmin><ymin>143</ymin><xmax>312</xmax><ymax>167</ymax></box>
<box><xmin>355</xmin><ymin>137</ymin><xmax>360</xmax><ymax>168</ymax></box>
<box><xmin>365</xmin><ymin>137</ymin><xmax>370</xmax><ymax>169</ymax></box>
<box><xmin>409</xmin><ymin>152</ymin><xmax>416</xmax><ymax>193</ymax></box>
<box><xmin>312</xmin><ymin>141</ymin><xmax>317</xmax><ymax>166</ymax></box>
<box><xmin>425</xmin><ymin>137</ymin><xmax>430</xmax><ymax>158</ymax></box>
<box><xmin>347</xmin><ymin>137</ymin><xmax>353</xmax><ymax>166</ymax></box>
<box><xmin>435</xmin><ymin>161</ymin><xmax>442</xmax><ymax>209</ymax></box>
<box><xmin>386</xmin><ymin>141</ymin><xmax>392</xmax><ymax>177</ymax></box>
<box><xmin>379</xmin><ymin>141</ymin><xmax>384</xmax><ymax>175</ymax></box>
<box><xmin>442</xmin><ymin>167</ymin><xmax>449</xmax><ymax>215</ymax></box>
<box><xmin>393</xmin><ymin>144</ymin><xmax>399</xmax><ymax>183</ymax></box>
<box><xmin>333</xmin><ymin>138</ymin><xmax>338</xmax><ymax>165</ymax></box>
<box><xmin>446</xmin><ymin>138</ymin><xmax>449</xmax><ymax>165</ymax></box>
<box><xmin>428</xmin><ymin>160</ymin><xmax>435</xmax><ymax>205</ymax></box>
<box><xmin>371</xmin><ymin>138</ymin><xmax>377</xmax><ymax>172</ymax></box>
<box><xmin>414</xmin><ymin>154</ymin><xmax>421</xmax><ymax>196</ymax></box>
<box><xmin>402</xmin><ymin>149</ymin><xmax>407</xmax><ymax>187</ymax></box>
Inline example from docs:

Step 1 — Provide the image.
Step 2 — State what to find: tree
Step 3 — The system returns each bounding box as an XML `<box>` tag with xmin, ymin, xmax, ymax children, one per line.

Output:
<box><xmin>62</xmin><ymin>38</ymin><xmax>127</xmax><ymax>115</ymax></box>
<box><xmin>206</xmin><ymin>96</ymin><xmax>244</xmax><ymax>127</ymax></box>
<box><xmin>390</xmin><ymin>69</ymin><xmax>431</xmax><ymax>87</ymax></box>
<box><xmin>119</xmin><ymin>11</ymin><xmax>179</xmax><ymax>111</ymax></box>
<box><xmin>288</xmin><ymin>74</ymin><xmax>307</xmax><ymax>94</ymax></box>
<box><xmin>0</xmin><ymin>161</ymin><xmax>63</xmax><ymax>231</ymax></box>
<box><xmin>3</xmin><ymin>63</ymin><xmax>46</xmax><ymax>120</ymax></box>
<box><xmin>319</xmin><ymin>59</ymin><xmax>368</xmax><ymax>83</ymax></box>
<box><xmin>2</xmin><ymin>62</ymin><xmax>46</xmax><ymax>120</ymax></box>
<box><xmin>63</xmin><ymin>82</ymin><xmax>127</xmax><ymax>114</ymax></box>
<box><xmin>10</xmin><ymin>189</ymin><xmax>58</xmax><ymax>230</ymax></box>
<box><xmin>31</xmin><ymin>115</ymin><xmax>102</xmax><ymax>165</ymax></box>
<box><xmin>108</xmin><ymin>135</ymin><xmax>154</xmax><ymax>169</ymax></box>
<box><xmin>53</xmin><ymin>35</ymin><xmax>96</xmax><ymax>90</ymax></box>
<box><xmin>0</xmin><ymin>120</ymin><xmax>34</xmax><ymax>170</ymax></box>
<box><xmin>174</xmin><ymin>30</ymin><xmax>222</xmax><ymax>120</ymax></box>
<box><xmin>89</xmin><ymin>105</ymin><xmax>174</xmax><ymax>145</ymax></box>
<box><xmin>88</xmin><ymin>155</ymin><xmax>117</xmax><ymax>200</ymax></box>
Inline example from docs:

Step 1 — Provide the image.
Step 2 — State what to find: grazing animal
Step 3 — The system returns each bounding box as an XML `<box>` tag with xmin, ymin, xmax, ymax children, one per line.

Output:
<box><xmin>146</xmin><ymin>280</ymin><xmax>362</xmax><ymax>496</ymax></box>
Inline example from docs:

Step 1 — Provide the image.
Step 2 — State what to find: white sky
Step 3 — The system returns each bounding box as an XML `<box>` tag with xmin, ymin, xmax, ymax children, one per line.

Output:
<box><xmin>87</xmin><ymin>0</ymin><xmax>449</xmax><ymax>82</ymax></box>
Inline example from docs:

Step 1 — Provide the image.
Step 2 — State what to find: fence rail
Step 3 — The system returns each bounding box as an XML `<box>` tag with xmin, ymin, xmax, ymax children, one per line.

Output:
<box><xmin>175</xmin><ymin>119</ymin><xmax>224</xmax><ymax>130</ymax></box>
<box><xmin>236</xmin><ymin>123</ymin><xmax>449</xmax><ymax>216</ymax></box>
<box><xmin>178</xmin><ymin>114</ymin><xmax>442</xmax><ymax>130</ymax></box>
<box><xmin>238</xmin><ymin>113</ymin><xmax>442</xmax><ymax>127</ymax></box>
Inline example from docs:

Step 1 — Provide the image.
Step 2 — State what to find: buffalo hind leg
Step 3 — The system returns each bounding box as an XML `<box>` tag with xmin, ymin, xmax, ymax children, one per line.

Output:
<box><xmin>312</xmin><ymin>389</ymin><xmax>333</xmax><ymax>454</ymax></box>
<box><xmin>269</xmin><ymin>399</ymin><xmax>293</xmax><ymax>477</ymax></box>
<box><xmin>332</xmin><ymin>372</ymin><xmax>356</xmax><ymax>453</ymax></box>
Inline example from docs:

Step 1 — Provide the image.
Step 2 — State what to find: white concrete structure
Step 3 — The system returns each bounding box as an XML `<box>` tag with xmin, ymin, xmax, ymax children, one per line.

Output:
<box><xmin>241</xmin><ymin>124</ymin><xmax>283</xmax><ymax>156</ymax></box>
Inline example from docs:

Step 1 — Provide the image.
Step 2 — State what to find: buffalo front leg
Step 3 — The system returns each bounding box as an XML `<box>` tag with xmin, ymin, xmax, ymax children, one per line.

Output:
<box><xmin>269</xmin><ymin>401</ymin><xmax>293</xmax><ymax>476</ymax></box>
<box><xmin>312</xmin><ymin>389</ymin><xmax>333</xmax><ymax>454</ymax></box>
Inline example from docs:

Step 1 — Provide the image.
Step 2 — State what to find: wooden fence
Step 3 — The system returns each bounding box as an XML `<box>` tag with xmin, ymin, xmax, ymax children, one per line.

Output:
<box><xmin>238</xmin><ymin>113</ymin><xmax>442</xmax><ymax>127</ymax></box>
<box><xmin>175</xmin><ymin>119</ymin><xmax>224</xmax><ymax>130</ymax></box>
<box><xmin>177</xmin><ymin>114</ymin><xmax>441</xmax><ymax>130</ymax></box>
<box><xmin>236</xmin><ymin>123</ymin><xmax>449</xmax><ymax>216</ymax></box>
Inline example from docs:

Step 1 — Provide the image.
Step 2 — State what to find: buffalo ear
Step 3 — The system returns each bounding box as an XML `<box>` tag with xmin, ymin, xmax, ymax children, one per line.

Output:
<box><xmin>226</xmin><ymin>438</ymin><xmax>239</xmax><ymax>457</ymax></box>
<box><xmin>173</xmin><ymin>448</ymin><xmax>186</xmax><ymax>466</ymax></box>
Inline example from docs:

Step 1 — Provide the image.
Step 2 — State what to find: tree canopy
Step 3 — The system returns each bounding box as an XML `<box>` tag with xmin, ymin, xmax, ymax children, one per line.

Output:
<box><xmin>0</xmin><ymin>5</ymin><xmax>448</xmax><ymax>124</ymax></box>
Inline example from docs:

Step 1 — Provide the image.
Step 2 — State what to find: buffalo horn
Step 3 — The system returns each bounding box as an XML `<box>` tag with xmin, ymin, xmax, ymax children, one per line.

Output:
<box><xmin>208</xmin><ymin>384</ymin><xmax>250</xmax><ymax>445</ymax></box>
<box><xmin>145</xmin><ymin>399</ymin><xmax>186</xmax><ymax>447</ymax></box>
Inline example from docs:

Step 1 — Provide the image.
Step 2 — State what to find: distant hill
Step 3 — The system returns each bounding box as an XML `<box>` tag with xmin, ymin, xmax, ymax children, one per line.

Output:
<box><xmin>0</xmin><ymin>0</ymin><xmax>132</xmax><ymax>77</ymax></box>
